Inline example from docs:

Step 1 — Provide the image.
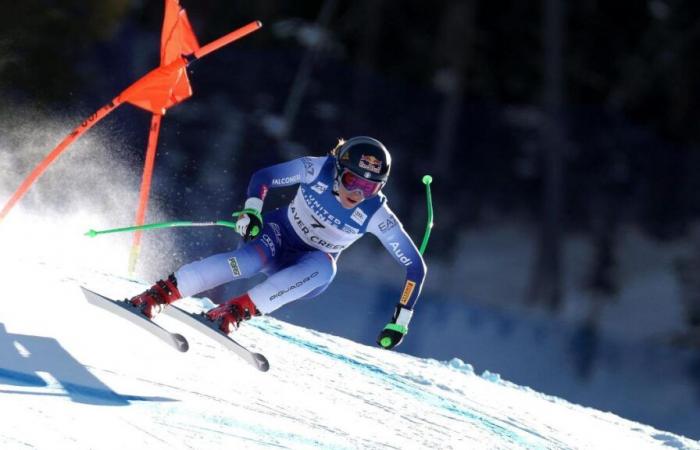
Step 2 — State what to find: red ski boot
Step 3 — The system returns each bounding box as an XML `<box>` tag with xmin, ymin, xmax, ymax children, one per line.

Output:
<box><xmin>129</xmin><ymin>275</ymin><xmax>182</xmax><ymax>318</ymax></box>
<box><xmin>206</xmin><ymin>293</ymin><xmax>259</xmax><ymax>334</ymax></box>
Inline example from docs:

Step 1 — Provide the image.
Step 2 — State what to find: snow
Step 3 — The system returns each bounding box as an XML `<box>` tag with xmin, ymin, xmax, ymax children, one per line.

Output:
<box><xmin>1</xmin><ymin>218</ymin><xmax>699</xmax><ymax>449</ymax></box>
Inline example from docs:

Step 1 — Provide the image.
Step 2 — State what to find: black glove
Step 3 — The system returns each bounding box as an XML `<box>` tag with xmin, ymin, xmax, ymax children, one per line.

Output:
<box><xmin>242</xmin><ymin>211</ymin><xmax>263</xmax><ymax>241</ymax></box>
<box><xmin>234</xmin><ymin>199</ymin><xmax>264</xmax><ymax>241</ymax></box>
<box><xmin>377</xmin><ymin>304</ymin><xmax>413</xmax><ymax>350</ymax></box>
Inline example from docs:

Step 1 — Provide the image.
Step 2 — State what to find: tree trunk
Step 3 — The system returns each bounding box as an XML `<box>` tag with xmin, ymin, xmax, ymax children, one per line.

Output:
<box><xmin>432</xmin><ymin>0</ymin><xmax>474</xmax><ymax>179</ymax></box>
<box><xmin>528</xmin><ymin>0</ymin><xmax>565</xmax><ymax>310</ymax></box>
<box><xmin>426</xmin><ymin>0</ymin><xmax>475</xmax><ymax>256</ymax></box>
<box><xmin>281</xmin><ymin>0</ymin><xmax>339</xmax><ymax>148</ymax></box>
<box><xmin>351</xmin><ymin>0</ymin><xmax>385</xmax><ymax>119</ymax></box>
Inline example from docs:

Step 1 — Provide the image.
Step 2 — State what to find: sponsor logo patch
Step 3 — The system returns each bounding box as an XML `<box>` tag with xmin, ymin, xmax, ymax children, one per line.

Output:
<box><xmin>270</xmin><ymin>271</ymin><xmax>319</xmax><ymax>301</ymax></box>
<box><xmin>389</xmin><ymin>241</ymin><xmax>413</xmax><ymax>266</ymax></box>
<box><xmin>399</xmin><ymin>280</ymin><xmax>416</xmax><ymax>305</ymax></box>
<box><xmin>359</xmin><ymin>154</ymin><xmax>382</xmax><ymax>174</ymax></box>
<box><xmin>311</xmin><ymin>181</ymin><xmax>328</xmax><ymax>194</ymax></box>
<box><xmin>261</xmin><ymin>234</ymin><xmax>276</xmax><ymax>256</ymax></box>
<box><xmin>228</xmin><ymin>257</ymin><xmax>242</xmax><ymax>277</ymax></box>
<box><xmin>302</xmin><ymin>158</ymin><xmax>315</xmax><ymax>176</ymax></box>
<box><xmin>271</xmin><ymin>174</ymin><xmax>301</xmax><ymax>186</ymax></box>
<box><xmin>378</xmin><ymin>216</ymin><xmax>398</xmax><ymax>233</ymax></box>
<box><xmin>270</xmin><ymin>223</ymin><xmax>282</xmax><ymax>245</ymax></box>
<box><xmin>351</xmin><ymin>208</ymin><xmax>367</xmax><ymax>225</ymax></box>
<box><xmin>342</xmin><ymin>224</ymin><xmax>359</xmax><ymax>234</ymax></box>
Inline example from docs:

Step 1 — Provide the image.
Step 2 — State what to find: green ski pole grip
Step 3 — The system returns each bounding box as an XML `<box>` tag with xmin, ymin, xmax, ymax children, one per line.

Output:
<box><xmin>232</xmin><ymin>208</ymin><xmax>263</xmax><ymax>238</ymax></box>
<box><xmin>419</xmin><ymin>175</ymin><xmax>434</xmax><ymax>255</ymax></box>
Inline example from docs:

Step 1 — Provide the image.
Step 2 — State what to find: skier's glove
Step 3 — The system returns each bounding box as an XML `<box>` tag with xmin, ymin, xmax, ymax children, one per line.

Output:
<box><xmin>234</xmin><ymin>198</ymin><xmax>263</xmax><ymax>241</ymax></box>
<box><xmin>377</xmin><ymin>304</ymin><xmax>413</xmax><ymax>350</ymax></box>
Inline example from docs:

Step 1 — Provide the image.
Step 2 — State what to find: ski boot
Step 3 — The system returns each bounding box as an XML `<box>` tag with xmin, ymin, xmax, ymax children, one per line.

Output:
<box><xmin>206</xmin><ymin>293</ymin><xmax>259</xmax><ymax>334</ymax></box>
<box><xmin>129</xmin><ymin>274</ymin><xmax>182</xmax><ymax>318</ymax></box>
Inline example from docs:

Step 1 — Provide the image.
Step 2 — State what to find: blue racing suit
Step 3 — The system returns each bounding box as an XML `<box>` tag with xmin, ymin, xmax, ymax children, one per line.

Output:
<box><xmin>174</xmin><ymin>156</ymin><xmax>426</xmax><ymax>315</ymax></box>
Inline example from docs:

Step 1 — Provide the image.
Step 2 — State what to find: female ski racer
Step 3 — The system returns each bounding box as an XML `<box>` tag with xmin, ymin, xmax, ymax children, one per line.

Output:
<box><xmin>129</xmin><ymin>136</ymin><xmax>426</xmax><ymax>350</ymax></box>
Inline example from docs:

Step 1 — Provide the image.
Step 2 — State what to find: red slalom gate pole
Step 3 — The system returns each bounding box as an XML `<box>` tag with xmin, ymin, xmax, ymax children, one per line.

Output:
<box><xmin>128</xmin><ymin>114</ymin><xmax>163</xmax><ymax>275</ymax></box>
<box><xmin>193</xmin><ymin>21</ymin><xmax>262</xmax><ymax>60</ymax></box>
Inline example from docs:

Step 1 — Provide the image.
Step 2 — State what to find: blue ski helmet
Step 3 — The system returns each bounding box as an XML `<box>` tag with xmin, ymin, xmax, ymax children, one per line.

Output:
<box><xmin>335</xmin><ymin>136</ymin><xmax>392</xmax><ymax>184</ymax></box>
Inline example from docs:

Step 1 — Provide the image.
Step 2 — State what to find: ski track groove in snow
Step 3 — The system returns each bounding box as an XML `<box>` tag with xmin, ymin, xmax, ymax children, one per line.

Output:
<box><xmin>122</xmin><ymin>417</ymin><xmax>177</xmax><ymax>448</ymax></box>
<box><xmin>252</xmin><ymin>321</ymin><xmax>550</xmax><ymax>449</ymax></box>
<box><xmin>1</xmin><ymin>255</ymin><xmax>699</xmax><ymax>449</ymax></box>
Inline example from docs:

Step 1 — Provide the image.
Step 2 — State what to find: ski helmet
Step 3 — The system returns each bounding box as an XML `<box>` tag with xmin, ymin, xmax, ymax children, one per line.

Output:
<box><xmin>335</xmin><ymin>136</ymin><xmax>392</xmax><ymax>184</ymax></box>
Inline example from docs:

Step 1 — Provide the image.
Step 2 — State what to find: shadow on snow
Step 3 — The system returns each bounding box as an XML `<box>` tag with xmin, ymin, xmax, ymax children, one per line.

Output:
<box><xmin>0</xmin><ymin>323</ymin><xmax>177</xmax><ymax>405</ymax></box>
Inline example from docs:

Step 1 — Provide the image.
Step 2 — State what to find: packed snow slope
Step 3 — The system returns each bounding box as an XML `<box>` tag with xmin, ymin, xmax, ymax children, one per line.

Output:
<box><xmin>0</xmin><ymin>221</ymin><xmax>698</xmax><ymax>449</ymax></box>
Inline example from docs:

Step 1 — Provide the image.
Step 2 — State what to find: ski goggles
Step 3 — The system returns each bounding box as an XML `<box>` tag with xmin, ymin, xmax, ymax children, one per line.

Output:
<box><xmin>339</xmin><ymin>169</ymin><xmax>382</xmax><ymax>198</ymax></box>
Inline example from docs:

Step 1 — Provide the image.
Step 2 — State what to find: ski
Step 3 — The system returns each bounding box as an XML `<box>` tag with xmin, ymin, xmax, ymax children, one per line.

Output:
<box><xmin>81</xmin><ymin>287</ymin><xmax>189</xmax><ymax>353</ymax></box>
<box><xmin>162</xmin><ymin>305</ymin><xmax>270</xmax><ymax>372</ymax></box>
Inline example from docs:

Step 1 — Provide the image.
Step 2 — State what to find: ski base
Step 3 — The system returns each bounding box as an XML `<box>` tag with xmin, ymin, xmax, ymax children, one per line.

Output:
<box><xmin>163</xmin><ymin>305</ymin><xmax>270</xmax><ymax>372</ymax></box>
<box><xmin>81</xmin><ymin>287</ymin><xmax>189</xmax><ymax>352</ymax></box>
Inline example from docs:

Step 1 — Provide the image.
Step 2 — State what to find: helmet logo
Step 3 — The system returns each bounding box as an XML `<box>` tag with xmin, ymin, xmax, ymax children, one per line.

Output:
<box><xmin>358</xmin><ymin>154</ymin><xmax>382</xmax><ymax>174</ymax></box>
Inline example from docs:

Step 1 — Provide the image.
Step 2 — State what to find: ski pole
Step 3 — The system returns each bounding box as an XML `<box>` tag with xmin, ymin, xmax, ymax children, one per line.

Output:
<box><xmin>85</xmin><ymin>207</ymin><xmax>264</xmax><ymax>238</ymax></box>
<box><xmin>418</xmin><ymin>175</ymin><xmax>434</xmax><ymax>255</ymax></box>
<box><xmin>85</xmin><ymin>220</ymin><xmax>237</xmax><ymax>238</ymax></box>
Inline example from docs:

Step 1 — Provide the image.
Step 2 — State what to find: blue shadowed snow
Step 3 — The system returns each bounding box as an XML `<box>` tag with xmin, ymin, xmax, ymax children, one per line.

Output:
<box><xmin>0</xmin><ymin>368</ymin><xmax>46</xmax><ymax>387</ymax></box>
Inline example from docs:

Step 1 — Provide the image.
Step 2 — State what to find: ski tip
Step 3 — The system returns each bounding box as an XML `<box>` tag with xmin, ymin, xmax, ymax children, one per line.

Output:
<box><xmin>80</xmin><ymin>286</ymin><xmax>107</xmax><ymax>303</ymax></box>
<box><xmin>173</xmin><ymin>334</ymin><xmax>189</xmax><ymax>352</ymax></box>
<box><xmin>253</xmin><ymin>353</ymin><xmax>270</xmax><ymax>372</ymax></box>
<box><xmin>80</xmin><ymin>286</ymin><xmax>94</xmax><ymax>295</ymax></box>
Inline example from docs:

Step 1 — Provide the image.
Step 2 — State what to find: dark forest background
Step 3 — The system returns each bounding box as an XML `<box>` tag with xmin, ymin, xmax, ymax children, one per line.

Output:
<box><xmin>2</xmin><ymin>1</ymin><xmax>700</xmax><ymax>338</ymax></box>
